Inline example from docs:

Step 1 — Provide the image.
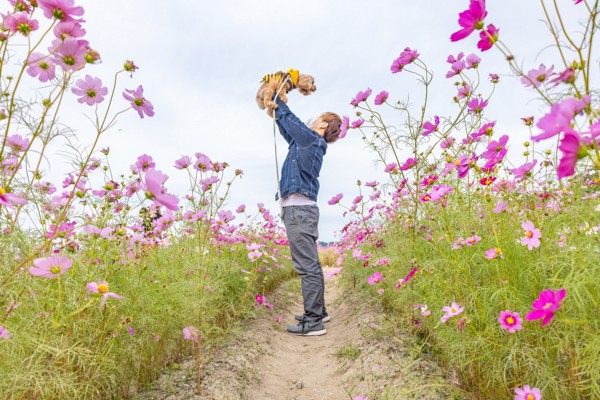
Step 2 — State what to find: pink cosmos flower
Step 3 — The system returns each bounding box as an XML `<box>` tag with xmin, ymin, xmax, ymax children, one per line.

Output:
<box><xmin>123</xmin><ymin>85</ymin><xmax>155</xmax><ymax>119</ymax></box>
<box><xmin>374</xmin><ymin>90</ymin><xmax>389</xmax><ymax>105</ymax></box>
<box><xmin>440</xmin><ymin>137</ymin><xmax>455</xmax><ymax>149</ymax></box>
<box><xmin>53</xmin><ymin>20</ymin><xmax>86</xmax><ymax>39</ymax></box>
<box><xmin>38</xmin><ymin>0</ymin><xmax>84</xmax><ymax>21</ymax></box>
<box><xmin>194</xmin><ymin>152</ymin><xmax>213</xmax><ymax>171</ymax></box>
<box><xmin>557</xmin><ymin>131</ymin><xmax>586</xmax><ymax>180</ymax></box>
<box><xmin>548</xmin><ymin>67</ymin><xmax>575</xmax><ymax>87</ymax></box>
<box><xmin>465</xmin><ymin>235</ymin><xmax>481</xmax><ymax>246</ymax></box>
<box><xmin>328</xmin><ymin>193</ymin><xmax>343</xmax><ymax>205</ymax></box>
<box><xmin>350</xmin><ymin>88</ymin><xmax>372</xmax><ymax>106</ymax></box>
<box><xmin>521</xmin><ymin>220</ymin><xmax>542</xmax><ymax>250</ymax></box>
<box><xmin>236</xmin><ymin>204</ymin><xmax>246</xmax><ymax>213</ymax></box>
<box><xmin>350</xmin><ymin>118</ymin><xmax>364</xmax><ymax>128</ymax></box>
<box><xmin>422</xmin><ymin>116</ymin><xmax>439</xmax><ymax>136</ymax></box>
<box><xmin>450</xmin><ymin>0</ymin><xmax>487</xmax><ymax>42</ymax></box>
<box><xmin>498</xmin><ymin>310</ymin><xmax>523</xmax><ymax>333</ymax></box>
<box><xmin>489</xmin><ymin>73</ymin><xmax>500</xmax><ymax>83</ymax></box>
<box><xmin>457</xmin><ymin>84</ymin><xmax>471</xmax><ymax>99</ymax></box>
<box><xmin>3</xmin><ymin>12</ymin><xmax>39</xmax><ymax>36</ymax></box>
<box><xmin>390</xmin><ymin>47</ymin><xmax>420</xmax><ymax>73</ymax></box>
<box><xmin>384</xmin><ymin>162</ymin><xmax>398</xmax><ymax>173</ymax></box>
<box><xmin>326</xmin><ymin>267</ymin><xmax>343</xmax><ymax>279</ymax></box>
<box><xmin>399</xmin><ymin>157</ymin><xmax>417</xmax><ymax>171</ymax></box>
<box><xmin>514</xmin><ymin>385</ymin><xmax>542</xmax><ymax>400</ymax></box>
<box><xmin>27</xmin><ymin>52</ymin><xmax>56</xmax><ymax>82</ymax></box>
<box><xmin>5</xmin><ymin>137</ymin><xmax>28</xmax><ymax>157</ymax></box>
<box><xmin>142</xmin><ymin>169</ymin><xmax>180</xmax><ymax>211</ymax></box>
<box><xmin>174</xmin><ymin>155</ymin><xmax>192</xmax><ymax>170</ymax></box>
<box><xmin>509</xmin><ymin>160</ymin><xmax>537</xmax><ymax>180</ymax></box>
<box><xmin>446</xmin><ymin>58</ymin><xmax>466</xmax><ymax>78</ymax></box>
<box><xmin>485</xmin><ymin>247</ymin><xmax>503</xmax><ymax>259</ymax></box>
<box><xmin>85</xmin><ymin>281</ymin><xmax>124</xmax><ymax>308</ymax></box>
<box><xmin>50</xmin><ymin>37</ymin><xmax>87</xmax><ymax>71</ymax></box>
<box><xmin>182</xmin><ymin>326</ymin><xmax>199</xmax><ymax>343</ymax></box>
<box><xmin>520</xmin><ymin>64</ymin><xmax>555</xmax><ymax>88</ymax></box>
<box><xmin>0</xmin><ymin>325</ymin><xmax>11</xmax><ymax>339</ymax></box>
<box><xmin>429</xmin><ymin>184</ymin><xmax>454</xmax><ymax>201</ymax></box>
<box><xmin>467</xmin><ymin>97</ymin><xmax>488</xmax><ymax>114</ymax></box>
<box><xmin>477</xmin><ymin>24</ymin><xmax>499</xmax><ymax>51</ymax></box>
<box><xmin>200</xmin><ymin>176</ymin><xmax>219</xmax><ymax>192</ymax></box>
<box><xmin>526</xmin><ymin>288</ymin><xmax>566</xmax><ymax>327</ymax></box>
<box><xmin>441</xmin><ymin>301</ymin><xmax>464</xmax><ymax>322</ymax></box>
<box><xmin>533</xmin><ymin>96</ymin><xmax>590</xmax><ymax>141</ymax></box>
<box><xmin>29</xmin><ymin>255</ymin><xmax>73</xmax><ymax>278</ymax></box>
<box><xmin>0</xmin><ymin>186</ymin><xmax>27</xmax><ymax>208</ymax></box>
<box><xmin>367</xmin><ymin>271</ymin><xmax>383</xmax><ymax>285</ymax></box>
<box><xmin>71</xmin><ymin>75</ymin><xmax>108</xmax><ymax>106</ymax></box>
<box><xmin>481</xmin><ymin>134</ymin><xmax>509</xmax><ymax>160</ymax></box>
<box><xmin>339</xmin><ymin>115</ymin><xmax>349</xmax><ymax>139</ymax></box>
<box><xmin>135</xmin><ymin>154</ymin><xmax>155</xmax><ymax>171</ymax></box>
<box><xmin>465</xmin><ymin>53</ymin><xmax>481</xmax><ymax>69</ymax></box>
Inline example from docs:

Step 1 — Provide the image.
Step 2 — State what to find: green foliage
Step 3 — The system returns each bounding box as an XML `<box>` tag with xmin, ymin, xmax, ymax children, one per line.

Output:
<box><xmin>341</xmin><ymin>187</ymin><xmax>600</xmax><ymax>399</ymax></box>
<box><xmin>0</xmin><ymin>234</ymin><xmax>292</xmax><ymax>398</ymax></box>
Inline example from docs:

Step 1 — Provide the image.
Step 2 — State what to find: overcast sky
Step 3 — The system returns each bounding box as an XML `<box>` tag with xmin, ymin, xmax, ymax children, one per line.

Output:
<box><xmin>46</xmin><ymin>1</ymin><xmax>586</xmax><ymax>241</ymax></box>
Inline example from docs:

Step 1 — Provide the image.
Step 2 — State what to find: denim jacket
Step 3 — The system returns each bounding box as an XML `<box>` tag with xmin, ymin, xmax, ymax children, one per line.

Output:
<box><xmin>274</xmin><ymin>98</ymin><xmax>327</xmax><ymax>201</ymax></box>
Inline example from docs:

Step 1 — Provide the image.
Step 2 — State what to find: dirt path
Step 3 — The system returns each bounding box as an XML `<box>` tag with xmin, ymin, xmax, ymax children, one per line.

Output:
<box><xmin>135</xmin><ymin>269</ymin><xmax>468</xmax><ymax>400</ymax></box>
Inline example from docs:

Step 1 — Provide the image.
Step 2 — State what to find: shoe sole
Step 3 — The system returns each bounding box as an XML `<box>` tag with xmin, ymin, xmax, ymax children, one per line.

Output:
<box><xmin>294</xmin><ymin>316</ymin><xmax>331</xmax><ymax>323</ymax></box>
<box><xmin>291</xmin><ymin>328</ymin><xmax>327</xmax><ymax>336</ymax></box>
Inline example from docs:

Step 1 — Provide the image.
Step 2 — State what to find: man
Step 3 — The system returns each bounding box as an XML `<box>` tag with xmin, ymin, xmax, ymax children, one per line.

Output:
<box><xmin>273</xmin><ymin>96</ymin><xmax>342</xmax><ymax>336</ymax></box>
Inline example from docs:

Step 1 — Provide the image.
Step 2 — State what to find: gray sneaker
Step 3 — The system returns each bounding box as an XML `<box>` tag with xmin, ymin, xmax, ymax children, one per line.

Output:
<box><xmin>295</xmin><ymin>313</ymin><xmax>331</xmax><ymax>323</ymax></box>
<box><xmin>286</xmin><ymin>319</ymin><xmax>327</xmax><ymax>336</ymax></box>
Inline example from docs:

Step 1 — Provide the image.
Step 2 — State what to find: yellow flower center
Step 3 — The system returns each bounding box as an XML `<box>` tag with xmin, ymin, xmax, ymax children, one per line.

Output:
<box><xmin>543</xmin><ymin>302</ymin><xmax>553</xmax><ymax>310</ymax></box>
<box><xmin>0</xmin><ymin>187</ymin><xmax>5</xmax><ymax>196</ymax></box>
<box><xmin>454</xmin><ymin>160</ymin><xmax>460</xmax><ymax>166</ymax></box>
<box><xmin>50</xmin><ymin>265</ymin><xmax>61</xmax><ymax>274</ymax></box>
<box><xmin>495</xmin><ymin>248</ymin><xmax>502</xmax><ymax>254</ymax></box>
<box><xmin>526</xmin><ymin>395</ymin><xmax>535</xmax><ymax>400</ymax></box>
<box><xmin>97</xmin><ymin>283</ymin><xmax>109</xmax><ymax>294</ymax></box>
<box><xmin>506</xmin><ymin>317</ymin><xmax>515</xmax><ymax>325</ymax></box>
<box><xmin>525</xmin><ymin>231</ymin><xmax>533</xmax><ymax>238</ymax></box>
<box><xmin>450</xmin><ymin>308</ymin><xmax>456</xmax><ymax>313</ymax></box>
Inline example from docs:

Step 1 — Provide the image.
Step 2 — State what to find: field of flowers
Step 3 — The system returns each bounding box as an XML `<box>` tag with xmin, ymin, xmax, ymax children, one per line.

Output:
<box><xmin>0</xmin><ymin>0</ymin><xmax>598</xmax><ymax>400</ymax></box>
<box><xmin>0</xmin><ymin>0</ymin><xmax>294</xmax><ymax>398</ymax></box>
<box><xmin>330</xmin><ymin>1</ymin><xmax>599</xmax><ymax>399</ymax></box>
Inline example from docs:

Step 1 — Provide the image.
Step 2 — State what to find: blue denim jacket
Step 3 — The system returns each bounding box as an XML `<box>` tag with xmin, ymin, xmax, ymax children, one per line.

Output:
<box><xmin>274</xmin><ymin>98</ymin><xmax>327</xmax><ymax>201</ymax></box>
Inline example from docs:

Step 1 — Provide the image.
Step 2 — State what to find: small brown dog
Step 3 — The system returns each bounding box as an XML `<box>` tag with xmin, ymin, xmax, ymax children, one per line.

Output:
<box><xmin>255</xmin><ymin>68</ymin><xmax>317</xmax><ymax>116</ymax></box>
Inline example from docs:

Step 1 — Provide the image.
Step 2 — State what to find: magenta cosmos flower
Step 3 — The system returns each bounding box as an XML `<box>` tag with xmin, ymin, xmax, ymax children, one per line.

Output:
<box><xmin>339</xmin><ymin>115</ymin><xmax>349</xmax><ymax>139</ymax></box>
<box><xmin>123</xmin><ymin>85</ymin><xmax>155</xmax><ymax>118</ymax></box>
<box><xmin>422</xmin><ymin>116</ymin><xmax>439</xmax><ymax>136</ymax></box>
<box><xmin>85</xmin><ymin>281</ymin><xmax>124</xmax><ymax>308</ymax></box>
<box><xmin>29</xmin><ymin>255</ymin><xmax>73</xmax><ymax>278</ymax></box>
<box><xmin>142</xmin><ymin>169</ymin><xmax>180</xmax><ymax>211</ymax></box>
<box><xmin>27</xmin><ymin>52</ymin><xmax>56</xmax><ymax>82</ymax></box>
<box><xmin>498</xmin><ymin>310</ymin><xmax>523</xmax><ymax>333</ymax></box>
<box><xmin>53</xmin><ymin>21</ymin><xmax>86</xmax><ymax>39</ymax></box>
<box><xmin>182</xmin><ymin>326</ymin><xmax>199</xmax><ymax>343</ymax></box>
<box><xmin>557</xmin><ymin>131</ymin><xmax>586</xmax><ymax>180</ymax></box>
<box><xmin>328</xmin><ymin>193</ymin><xmax>343</xmax><ymax>205</ymax></box>
<box><xmin>521</xmin><ymin>220</ymin><xmax>542</xmax><ymax>250</ymax></box>
<box><xmin>514</xmin><ymin>385</ymin><xmax>542</xmax><ymax>400</ymax></box>
<box><xmin>450</xmin><ymin>0</ymin><xmax>487</xmax><ymax>42</ymax></box>
<box><xmin>394</xmin><ymin>266</ymin><xmax>418</xmax><ymax>290</ymax></box>
<box><xmin>38</xmin><ymin>0</ymin><xmax>84</xmax><ymax>21</ymax></box>
<box><xmin>390</xmin><ymin>47</ymin><xmax>420</xmax><ymax>73</ymax></box>
<box><xmin>368</xmin><ymin>271</ymin><xmax>383</xmax><ymax>285</ymax></box>
<box><xmin>3</xmin><ymin>12</ymin><xmax>39</xmax><ymax>36</ymax></box>
<box><xmin>374</xmin><ymin>90</ymin><xmax>389</xmax><ymax>105</ymax></box>
<box><xmin>526</xmin><ymin>288</ymin><xmax>566</xmax><ymax>327</ymax></box>
<box><xmin>509</xmin><ymin>160</ymin><xmax>537</xmax><ymax>180</ymax></box>
<box><xmin>71</xmin><ymin>75</ymin><xmax>108</xmax><ymax>106</ymax></box>
<box><xmin>350</xmin><ymin>88</ymin><xmax>372</xmax><ymax>106</ymax></box>
<box><xmin>441</xmin><ymin>301</ymin><xmax>464</xmax><ymax>322</ymax></box>
<box><xmin>533</xmin><ymin>96</ymin><xmax>589</xmax><ymax>141</ymax></box>
<box><xmin>477</xmin><ymin>24</ymin><xmax>499</xmax><ymax>51</ymax></box>
<box><xmin>468</xmin><ymin>97</ymin><xmax>488</xmax><ymax>114</ymax></box>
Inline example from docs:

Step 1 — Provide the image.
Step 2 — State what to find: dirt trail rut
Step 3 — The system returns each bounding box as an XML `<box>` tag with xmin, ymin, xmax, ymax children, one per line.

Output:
<box><xmin>135</xmin><ymin>268</ymin><xmax>467</xmax><ymax>400</ymax></box>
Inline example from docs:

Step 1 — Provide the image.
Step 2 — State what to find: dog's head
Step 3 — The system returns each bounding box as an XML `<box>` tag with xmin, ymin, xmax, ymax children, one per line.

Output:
<box><xmin>296</xmin><ymin>74</ymin><xmax>317</xmax><ymax>95</ymax></box>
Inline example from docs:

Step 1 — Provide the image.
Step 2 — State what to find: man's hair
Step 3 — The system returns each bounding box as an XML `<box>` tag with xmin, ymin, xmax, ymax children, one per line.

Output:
<box><xmin>320</xmin><ymin>112</ymin><xmax>342</xmax><ymax>143</ymax></box>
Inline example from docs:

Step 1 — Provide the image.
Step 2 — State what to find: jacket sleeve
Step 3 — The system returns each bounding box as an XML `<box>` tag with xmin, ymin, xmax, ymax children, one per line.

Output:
<box><xmin>274</xmin><ymin>98</ymin><xmax>317</xmax><ymax>147</ymax></box>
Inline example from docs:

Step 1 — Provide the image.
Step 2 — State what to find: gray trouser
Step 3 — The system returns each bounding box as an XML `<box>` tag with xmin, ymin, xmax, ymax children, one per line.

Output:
<box><xmin>282</xmin><ymin>205</ymin><xmax>326</xmax><ymax>321</ymax></box>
